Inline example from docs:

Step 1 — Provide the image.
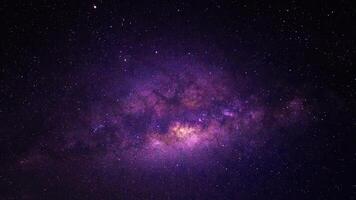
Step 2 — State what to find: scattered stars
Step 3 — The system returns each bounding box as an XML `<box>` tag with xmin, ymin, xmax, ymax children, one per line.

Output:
<box><xmin>2</xmin><ymin>1</ymin><xmax>352</xmax><ymax>199</ymax></box>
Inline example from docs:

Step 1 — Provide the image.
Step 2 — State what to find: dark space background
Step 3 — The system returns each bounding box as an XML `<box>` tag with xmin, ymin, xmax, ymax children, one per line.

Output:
<box><xmin>1</xmin><ymin>0</ymin><xmax>355</xmax><ymax>199</ymax></box>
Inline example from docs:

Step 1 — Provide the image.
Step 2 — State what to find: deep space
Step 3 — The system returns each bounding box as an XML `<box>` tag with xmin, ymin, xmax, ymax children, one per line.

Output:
<box><xmin>1</xmin><ymin>0</ymin><xmax>355</xmax><ymax>199</ymax></box>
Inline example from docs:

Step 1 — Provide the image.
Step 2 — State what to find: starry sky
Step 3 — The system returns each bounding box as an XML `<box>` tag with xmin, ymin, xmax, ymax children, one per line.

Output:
<box><xmin>1</xmin><ymin>0</ymin><xmax>355</xmax><ymax>199</ymax></box>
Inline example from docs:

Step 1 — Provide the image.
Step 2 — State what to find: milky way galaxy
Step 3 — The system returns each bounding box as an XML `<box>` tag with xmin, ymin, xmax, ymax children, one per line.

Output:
<box><xmin>17</xmin><ymin>59</ymin><xmax>306</xmax><ymax>174</ymax></box>
<box><xmin>4</xmin><ymin>46</ymin><xmax>314</xmax><ymax>200</ymax></box>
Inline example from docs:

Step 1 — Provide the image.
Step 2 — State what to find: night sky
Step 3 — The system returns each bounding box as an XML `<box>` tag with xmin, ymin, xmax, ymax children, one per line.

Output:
<box><xmin>1</xmin><ymin>1</ymin><xmax>355</xmax><ymax>199</ymax></box>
